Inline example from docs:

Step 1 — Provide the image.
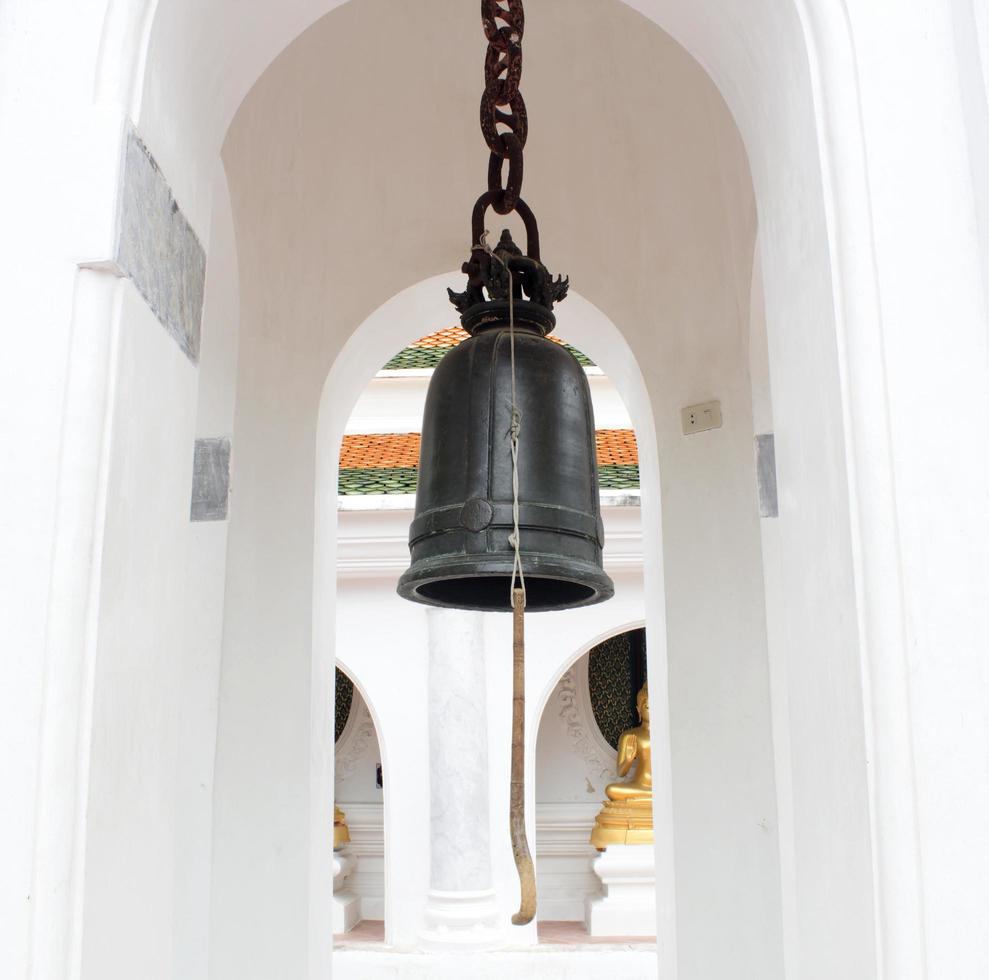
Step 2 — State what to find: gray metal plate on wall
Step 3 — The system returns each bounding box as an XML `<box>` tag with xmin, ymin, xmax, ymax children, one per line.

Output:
<box><xmin>114</xmin><ymin>125</ymin><xmax>206</xmax><ymax>362</ymax></box>
<box><xmin>190</xmin><ymin>438</ymin><xmax>231</xmax><ymax>522</ymax></box>
<box><xmin>755</xmin><ymin>433</ymin><xmax>778</xmax><ymax>518</ymax></box>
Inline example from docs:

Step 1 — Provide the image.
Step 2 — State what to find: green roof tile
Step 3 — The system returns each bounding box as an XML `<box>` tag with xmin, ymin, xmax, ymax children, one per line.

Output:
<box><xmin>381</xmin><ymin>342</ymin><xmax>594</xmax><ymax>372</ymax></box>
<box><xmin>338</xmin><ymin>462</ymin><xmax>638</xmax><ymax>496</ymax></box>
<box><xmin>596</xmin><ymin>464</ymin><xmax>641</xmax><ymax>490</ymax></box>
<box><xmin>338</xmin><ymin>466</ymin><xmax>419</xmax><ymax>495</ymax></box>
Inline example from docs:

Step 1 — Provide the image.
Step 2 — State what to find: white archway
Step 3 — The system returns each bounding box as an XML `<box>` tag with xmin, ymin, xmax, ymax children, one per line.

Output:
<box><xmin>110</xmin><ymin>5</ymin><xmax>850</xmax><ymax>979</ymax></box>
<box><xmin>8</xmin><ymin>0</ymin><xmax>989</xmax><ymax>979</ymax></box>
<box><xmin>26</xmin><ymin>0</ymin><xmax>964</xmax><ymax>978</ymax></box>
<box><xmin>331</xmin><ymin>662</ymin><xmax>388</xmax><ymax>939</ymax></box>
<box><xmin>533</xmin><ymin>619</ymin><xmax>650</xmax><ymax>738</ymax></box>
<box><xmin>316</xmin><ymin>275</ymin><xmax>670</xmax><ymax>954</ymax></box>
<box><xmin>532</xmin><ymin>620</ymin><xmax>650</xmax><ymax>930</ymax></box>
<box><xmin>317</xmin><ymin>271</ymin><xmax>464</xmax><ymax>950</ymax></box>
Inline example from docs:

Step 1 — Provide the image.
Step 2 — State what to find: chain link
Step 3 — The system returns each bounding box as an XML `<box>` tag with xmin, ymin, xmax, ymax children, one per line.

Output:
<box><xmin>479</xmin><ymin>0</ymin><xmax>527</xmax><ymax>215</ymax></box>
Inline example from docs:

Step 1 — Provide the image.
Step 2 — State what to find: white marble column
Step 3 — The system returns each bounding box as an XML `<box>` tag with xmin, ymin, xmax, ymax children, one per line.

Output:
<box><xmin>419</xmin><ymin>609</ymin><xmax>502</xmax><ymax>951</ymax></box>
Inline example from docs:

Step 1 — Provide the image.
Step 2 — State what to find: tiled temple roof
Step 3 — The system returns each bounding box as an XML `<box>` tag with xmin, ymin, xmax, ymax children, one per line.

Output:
<box><xmin>338</xmin><ymin>429</ymin><xmax>639</xmax><ymax>495</ymax></box>
<box><xmin>408</xmin><ymin>325</ymin><xmax>469</xmax><ymax>349</ymax></box>
<box><xmin>382</xmin><ymin>326</ymin><xmax>594</xmax><ymax>371</ymax></box>
<box><xmin>339</xmin><ymin>433</ymin><xmax>421</xmax><ymax>469</ymax></box>
<box><xmin>595</xmin><ymin>428</ymin><xmax>639</xmax><ymax>467</ymax></box>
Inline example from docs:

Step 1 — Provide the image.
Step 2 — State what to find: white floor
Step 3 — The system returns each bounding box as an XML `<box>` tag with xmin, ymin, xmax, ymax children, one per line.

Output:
<box><xmin>333</xmin><ymin>946</ymin><xmax>659</xmax><ymax>980</ymax></box>
<box><xmin>333</xmin><ymin>921</ymin><xmax>659</xmax><ymax>979</ymax></box>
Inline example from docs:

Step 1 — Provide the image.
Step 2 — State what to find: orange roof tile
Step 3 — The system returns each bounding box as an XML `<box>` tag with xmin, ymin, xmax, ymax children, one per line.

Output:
<box><xmin>595</xmin><ymin>429</ymin><xmax>639</xmax><ymax>467</ymax></box>
<box><xmin>339</xmin><ymin>429</ymin><xmax>638</xmax><ymax>470</ymax></box>
<box><xmin>339</xmin><ymin>433</ymin><xmax>421</xmax><ymax>469</ymax></box>
<box><xmin>408</xmin><ymin>326</ymin><xmax>469</xmax><ymax>349</ymax></box>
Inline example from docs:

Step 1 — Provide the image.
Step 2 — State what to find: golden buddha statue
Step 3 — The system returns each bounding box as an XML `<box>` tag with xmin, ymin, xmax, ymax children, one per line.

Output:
<box><xmin>334</xmin><ymin>805</ymin><xmax>351</xmax><ymax>850</ymax></box>
<box><xmin>590</xmin><ymin>682</ymin><xmax>654</xmax><ymax>849</ymax></box>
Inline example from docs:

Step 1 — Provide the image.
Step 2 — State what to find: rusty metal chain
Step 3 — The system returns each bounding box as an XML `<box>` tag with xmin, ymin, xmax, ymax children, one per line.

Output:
<box><xmin>479</xmin><ymin>0</ymin><xmax>528</xmax><ymax>216</ymax></box>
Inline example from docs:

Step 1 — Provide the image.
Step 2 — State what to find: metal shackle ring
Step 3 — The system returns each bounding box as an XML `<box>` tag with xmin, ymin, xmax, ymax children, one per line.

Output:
<box><xmin>471</xmin><ymin>191</ymin><xmax>541</xmax><ymax>263</ymax></box>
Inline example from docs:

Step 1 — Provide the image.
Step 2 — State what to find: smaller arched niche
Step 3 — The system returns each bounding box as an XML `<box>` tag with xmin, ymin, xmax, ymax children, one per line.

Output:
<box><xmin>534</xmin><ymin>627</ymin><xmax>654</xmax><ymax>940</ymax></box>
<box><xmin>587</xmin><ymin>629</ymin><xmax>647</xmax><ymax>751</ymax></box>
<box><xmin>333</xmin><ymin>667</ymin><xmax>385</xmax><ymax>940</ymax></box>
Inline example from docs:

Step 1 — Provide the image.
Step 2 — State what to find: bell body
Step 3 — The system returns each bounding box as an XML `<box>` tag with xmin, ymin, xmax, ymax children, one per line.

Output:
<box><xmin>397</xmin><ymin>300</ymin><xmax>614</xmax><ymax>612</ymax></box>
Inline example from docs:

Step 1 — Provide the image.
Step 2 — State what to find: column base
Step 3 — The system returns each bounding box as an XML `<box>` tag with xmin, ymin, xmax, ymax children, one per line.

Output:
<box><xmin>418</xmin><ymin>888</ymin><xmax>503</xmax><ymax>952</ymax></box>
<box><xmin>584</xmin><ymin>844</ymin><xmax>656</xmax><ymax>938</ymax></box>
<box><xmin>333</xmin><ymin>851</ymin><xmax>362</xmax><ymax>934</ymax></box>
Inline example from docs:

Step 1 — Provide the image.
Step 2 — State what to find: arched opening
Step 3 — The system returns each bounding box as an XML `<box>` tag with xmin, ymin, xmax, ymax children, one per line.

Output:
<box><xmin>534</xmin><ymin>624</ymin><xmax>655</xmax><ymax>950</ymax></box>
<box><xmin>331</xmin><ymin>666</ymin><xmax>385</xmax><ymax>944</ymax></box>
<box><xmin>322</xmin><ymin>277</ymin><xmax>663</xmax><ymax>956</ymax></box>
<box><xmin>325</xmin><ymin>280</ymin><xmax>468</xmax><ymax>951</ymax></box>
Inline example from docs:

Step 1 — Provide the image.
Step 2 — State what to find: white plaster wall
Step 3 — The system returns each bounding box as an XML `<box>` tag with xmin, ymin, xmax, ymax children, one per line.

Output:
<box><xmin>0</xmin><ymin>4</ymin><xmax>125</xmax><ymax>975</ymax></box>
<box><xmin>0</xmin><ymin>4</ymin><xmax>772</xmax><ymax>980</ymax></box>
<box><xmin>957</xmin><ymin>0</ymin><xmax>989</xmax><ymax>311</ymax></box>
<box><xmin>347</xmin><ymin>370</ymin><xmax>631</xmax><ymax>436</ymax></box>
<box><xmin>746</xmin><ymin>242</ymin><xmax>796</xmax><ymax>971</ymax></box>
<box><xmin>9</xmin><ymin>0</ymin><xmax>988</xmax><ymax>978</ymax></box>
<box><xmin>345</xmin><ymin>375</ymin><xmax>431</xmax><ymax>436</ymax></box>
<box><xmin>544</xmin><ymin>219</ymin><xmax>785</xmax><ymax>980</ymax></box>
<box><xmin>77</xmin><ymin>167</ymin><xmax>240</xmax><ymax>980</ymax></box>
<box><xmin>80</xmin><ymin>282</ymin><xmax>198</xmax><ymax>980</ymax></box>
<box><xmin>170</xmin><ymin>169</ymin><xmax>241</xmax><ymax>980</ymax></box>
<box><xmin>334</xmin><ymin>577</ymin><xmax>431</xmax><ymax>948</ymax></box>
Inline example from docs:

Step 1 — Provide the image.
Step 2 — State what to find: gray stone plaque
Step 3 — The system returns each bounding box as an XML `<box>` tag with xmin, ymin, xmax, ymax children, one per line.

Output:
<box><xmin>190</xmin><ymin>437</ymin><xmax>231</xmax><ymax>522</ymax></box>
<box><xmin>755</xmin><ymin>433</ymin><xmax>778</xmax><ymax>518</ymax></box>
<box><xmin>114</xmin><ymin>125</ymin><xmax>206</xmax><ymax>362</ymax></box>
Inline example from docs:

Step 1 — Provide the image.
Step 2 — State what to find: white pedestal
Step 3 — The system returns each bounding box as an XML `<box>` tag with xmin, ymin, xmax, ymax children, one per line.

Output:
<box><xmin>333</xmin><ymin>851</ymin><xmax>361</xmax><ymax>934</ymax></box>
<box><xmin>418</xmin><ymin>888</ymin><xmax>502</xmax><ymax>952</ymax></box>
<box><xmin>584</xmin><ymin>844</ymin><xmax>656</xmax><ymax>938</ymax></box>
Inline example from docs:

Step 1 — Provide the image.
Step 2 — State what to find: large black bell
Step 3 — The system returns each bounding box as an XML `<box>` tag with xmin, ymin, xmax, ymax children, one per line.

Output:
<box><xmin>397</xmin><ymin>230</ymin><xmax>614</xmax><ymax>612</ymax></box>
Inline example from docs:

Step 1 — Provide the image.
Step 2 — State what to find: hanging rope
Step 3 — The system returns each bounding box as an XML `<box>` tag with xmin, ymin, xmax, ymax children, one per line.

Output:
<box><xmin>509</xmin><ymin>586</ymin><xmax>535</xmax><ymax>925</ymax></box>
<box><xmin>472</xmin><ymin>232</ymin><xmax>527</xmax><ymax>613</ymax></box>
<box><xmin>473</xmin><ymin>231</ymin><xmax>535</xmax><ymax>925</ymax></box>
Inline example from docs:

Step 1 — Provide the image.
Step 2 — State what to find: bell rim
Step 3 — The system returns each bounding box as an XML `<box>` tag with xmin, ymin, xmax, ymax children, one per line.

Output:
<box><xmin>396</xmin><ymin>555</ymin><xmax>615</xmax><ymax>613</ymax></box>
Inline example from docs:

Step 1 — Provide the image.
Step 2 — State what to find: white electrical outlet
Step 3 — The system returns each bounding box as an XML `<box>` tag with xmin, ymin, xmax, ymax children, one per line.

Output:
<box><xmin>681</xmin><ymin>400</ymin><xmax>722</xmax><ymax>435</ymax></box>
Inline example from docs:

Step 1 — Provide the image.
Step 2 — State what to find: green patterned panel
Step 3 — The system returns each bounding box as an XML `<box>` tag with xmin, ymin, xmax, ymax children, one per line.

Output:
<box><xmin>338</xmin><ymin>463</ymin><xmax>638</xmax><ymax>496</ymax></box>
<box><xmin>596</xmin><ymin>464</ymin><xmax>640</xmax><ymax>490</ymax></box>
<box><xmin>382</xmin><ymin>347</ymin><xmax>453</xmax><ymax>370</ymax></box>
<box><xmin>338</xmin><ymin>466</ymin><xmax>419</xmax><ymax>495</ymax></box>
<box><xmin>335</xmin><ymin>668</ymin><xmax>354</xmax><ymax>743</ymax></box>
<box><xmin>380</xmin><ymin>343</ymin><xmax>595</xmax><ymax>372</ymax></box>
<box><xmin>588</xmin><ymin>629</ymin><xmax>647</xmax><ymax>749</ymax></box>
